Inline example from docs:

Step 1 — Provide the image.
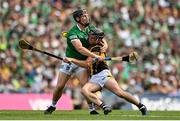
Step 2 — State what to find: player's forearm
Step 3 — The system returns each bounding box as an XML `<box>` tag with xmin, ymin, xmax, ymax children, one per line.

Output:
<box><xmin>71</xmin><ymin>39</ymin><xmax>98</xmax><ymax>58</ymax></box>
<box><xmin>71</xmin><ymin>58</ymin><xmax>89</xmax><ymax>68</ymax></box>
<box><xmin>102</xmin><ymin>39</ymin><xmax>108</xmax><ymax>50</ymax></box>
<box><xmin>99</xmin><ymin>39</ymin><xmax>108</xmax><ymax>53</ymax></box>
<box><xmin>78</xmin><ymin>47</ymin><xmax>97</xmax><ymax>58</ymax></box>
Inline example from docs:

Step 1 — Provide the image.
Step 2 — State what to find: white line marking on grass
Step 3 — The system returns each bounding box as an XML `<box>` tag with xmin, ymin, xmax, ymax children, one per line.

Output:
<box><xmin>111</xmin><ymin>114</ymin><xmax>180</xmax><ymax>118</ymax></box>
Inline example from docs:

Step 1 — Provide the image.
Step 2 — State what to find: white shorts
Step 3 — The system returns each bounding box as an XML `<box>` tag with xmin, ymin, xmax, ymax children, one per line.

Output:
<box><xmin>59</xmin><ymin>61</ymin><xmax>86</xmax><ymax>75</ymax></box>
<box><xmin>89</xmin><ymin>69</ymin><xmax>113</xmax><ymax>88</ymax></box>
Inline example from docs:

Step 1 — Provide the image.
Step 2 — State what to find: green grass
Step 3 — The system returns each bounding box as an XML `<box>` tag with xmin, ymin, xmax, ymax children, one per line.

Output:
<box><xmin>0</xmin><ymin>110</ymin><xmax>180</xmax><ymax>120</ymax></box>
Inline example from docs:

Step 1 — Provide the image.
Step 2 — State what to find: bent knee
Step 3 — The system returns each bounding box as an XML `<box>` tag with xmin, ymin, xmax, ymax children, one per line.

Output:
<box><xmin>81</xmin><ymin>87</ymin><xmax>91</xmax><ymax>96</ymax></box>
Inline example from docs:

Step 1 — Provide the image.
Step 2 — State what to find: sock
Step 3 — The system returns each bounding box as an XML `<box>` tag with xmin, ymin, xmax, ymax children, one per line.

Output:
<box><xmin>51</xmin><ymin>101</ymin><xmax>57</xmax><ymax>107</ymax></box>
<box><xmin>100</xmin><ymin>102</ymin><xmax>106</xmax><ymax>110</ymax></box>
<box><xmin>88</xmin><ymin>103</ymin><xmax>95</xmax><ymax>112</ymax></box>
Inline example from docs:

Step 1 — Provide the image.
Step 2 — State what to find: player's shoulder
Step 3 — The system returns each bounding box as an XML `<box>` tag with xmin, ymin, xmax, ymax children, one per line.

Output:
<box><xmin>69</xmin><ymin>25</ymin><xmax>79</xmax><ymax>32</ymax></box>
<box><xmin>67</xmin><ymin>25</ymin><xmax>79</xmax><ymax>39</ymax></box>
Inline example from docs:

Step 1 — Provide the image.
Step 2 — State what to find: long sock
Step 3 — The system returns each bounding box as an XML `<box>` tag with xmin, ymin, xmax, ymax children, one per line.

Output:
<box><xmin>88</xmin><ymin>103</ymin><xmax>95</xmax><ymax>112</ymax></box>
<box><xmin>100</xmin><ymin>102</ymin><xmax>106</xmax><ymax>110</ymax></box>
<box><xmin>51</xmin><ymin>101</ymin><xmax>57</xmax><ymax>107</ymax></box>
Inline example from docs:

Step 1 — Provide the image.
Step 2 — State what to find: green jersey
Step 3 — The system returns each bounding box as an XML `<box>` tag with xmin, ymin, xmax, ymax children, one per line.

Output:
<box><xmin>66</xmin><ymin>25</ymin><xmax>96</xmax><ymax>60</ymax></box>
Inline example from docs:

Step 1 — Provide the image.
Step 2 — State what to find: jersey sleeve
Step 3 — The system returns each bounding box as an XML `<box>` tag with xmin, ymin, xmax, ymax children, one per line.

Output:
<box><xmin>67</xmin><ymin>31</ymin><xmax>78</xmax><ymax>41</ymax></box>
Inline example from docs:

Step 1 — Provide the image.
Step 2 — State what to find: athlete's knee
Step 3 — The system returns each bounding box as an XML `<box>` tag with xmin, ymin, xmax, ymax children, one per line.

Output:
<box><xmin>81</xmin><ymin>86</ymin><xmax>91</xmax><ymax>97</ymax></box>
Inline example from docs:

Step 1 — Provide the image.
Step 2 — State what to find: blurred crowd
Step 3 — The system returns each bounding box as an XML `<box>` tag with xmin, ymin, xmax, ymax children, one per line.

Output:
<box><xmin>0</xmin><ymin>0</ymin><xmax>180</xmax><ymax>108</ymax></box>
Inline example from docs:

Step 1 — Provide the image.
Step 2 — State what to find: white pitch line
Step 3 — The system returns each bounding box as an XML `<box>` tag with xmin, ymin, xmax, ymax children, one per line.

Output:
<box><xmin>110</xmin><ymin>114</ymin><xmax>180</xmax><ymax>118</ymax></box>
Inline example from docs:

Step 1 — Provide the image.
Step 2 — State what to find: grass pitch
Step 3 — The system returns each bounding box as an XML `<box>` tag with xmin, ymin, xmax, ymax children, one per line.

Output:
<box><xmin>0</xmin><ymin>110</ymin><xmax>180</xmax><ymax>120</ymax></box>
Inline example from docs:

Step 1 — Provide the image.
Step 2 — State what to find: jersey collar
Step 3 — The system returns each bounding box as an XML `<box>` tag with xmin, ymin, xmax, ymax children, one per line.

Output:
<box><xmin>76</xmin><ymin>24</ymin><xmax>82</xmax><ymax>31</ymax></box>
<box><xmin>76</xmin><ymin>24</ymin><xmax>88</xmax><ymax>32</ymax></box>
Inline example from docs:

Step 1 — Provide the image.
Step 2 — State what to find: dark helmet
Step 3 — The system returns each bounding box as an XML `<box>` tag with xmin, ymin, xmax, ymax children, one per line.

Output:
<box><xmin>89</xmin><ymin>28</ymin><xmax>105</xmax><ymax>40</ymax></box>
<box><xmin>90</xmin><ymin>45</ymin><xmax>101</xmax><ymax>52</ymax></box>
<box><xmin>73</xmin><ymin>8</ymin><xmax>87</xmax><ymax>22</ymax></box>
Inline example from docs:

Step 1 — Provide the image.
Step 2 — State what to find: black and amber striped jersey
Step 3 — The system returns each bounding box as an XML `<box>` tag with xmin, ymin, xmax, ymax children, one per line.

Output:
<box><xmin>89</xmin><ymin>45</ymin><xmax>109</xmax><ymax>76</ymax></box>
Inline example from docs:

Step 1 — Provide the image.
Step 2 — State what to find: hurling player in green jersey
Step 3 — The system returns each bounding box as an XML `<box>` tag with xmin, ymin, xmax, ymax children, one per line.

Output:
<box><xmin>44</xmin><ymin>8</ymin><xmax>108</xmax><ymax>115</ymax></box>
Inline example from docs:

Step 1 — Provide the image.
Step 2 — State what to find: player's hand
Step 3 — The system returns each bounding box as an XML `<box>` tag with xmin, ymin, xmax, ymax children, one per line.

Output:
<box><xmin>94</xmin><ymin>55</ymin><xmax>104</xmax><ymax>62</ymax></box>
<box><xmin>99</xmin><ymin>41</ymin><xmax>107</xmax><ymax>53</ymax></box>
<box><xmin>63</xmin><ymin>57</ymin><xmax>72</xmax><ymax>63</ymax></box>
<box><xmin>86</xmin><ymin>57</ymin><xmax>93</xmax><ymax>66</ymax></box>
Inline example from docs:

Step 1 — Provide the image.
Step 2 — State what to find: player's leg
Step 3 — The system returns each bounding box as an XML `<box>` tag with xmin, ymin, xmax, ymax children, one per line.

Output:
<box><xmin>81</xmin><ymin>70</ymin><xmax>112</xmax><ymax>115</ymax></box>
<box><xmin>44</xmin><ymin>62</ymin><xmax>72</xmax><ymax>114</ymax></box>
<box><xmin>81</xmin><ymin>82</ymin><xmax>102</xmax><ymax>105</ymax></box>
<box><xmin>75</xmin><ymin>68</ymin><xmax>89</xmax><ymax>86</ymax></box>
<box><xmin>104</xmin><ymin>78</ymin><xmax>147</xmax><ymax>115</ymax></box>
<box><xmin>81</xmin><ymin>82</ymin><xmax>112</xmax><ymax>115</ymax></box>
<box><xmin>75</xmin><ymin>69</ymin><xmax>99</xmax><ymax>115</ymax></box>
<box><xmin>52</xmin><ymin>72</ymin><xmax>70</xmax><ymax>106</ymax></box>
<box><xmin>44</xmin><ymin>71</ymin><xmax>70</xmax><ymax>114</ymax></box>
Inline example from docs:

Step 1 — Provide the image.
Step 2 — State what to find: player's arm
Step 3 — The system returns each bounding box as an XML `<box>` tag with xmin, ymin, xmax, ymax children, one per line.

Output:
<box><xmin>71</xmin><ymin>39</ymin><xmax>101</xmax><ymax>59</ymax></box>
<box><xmin>100</xmin><ymin>39</ymin><xmax>108</xmax><ymax>53</ymax></box>
<box><xmin>63</xmin><ymin>57</ymin><xmax>92</xmax><ymax>68</ymax></box>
